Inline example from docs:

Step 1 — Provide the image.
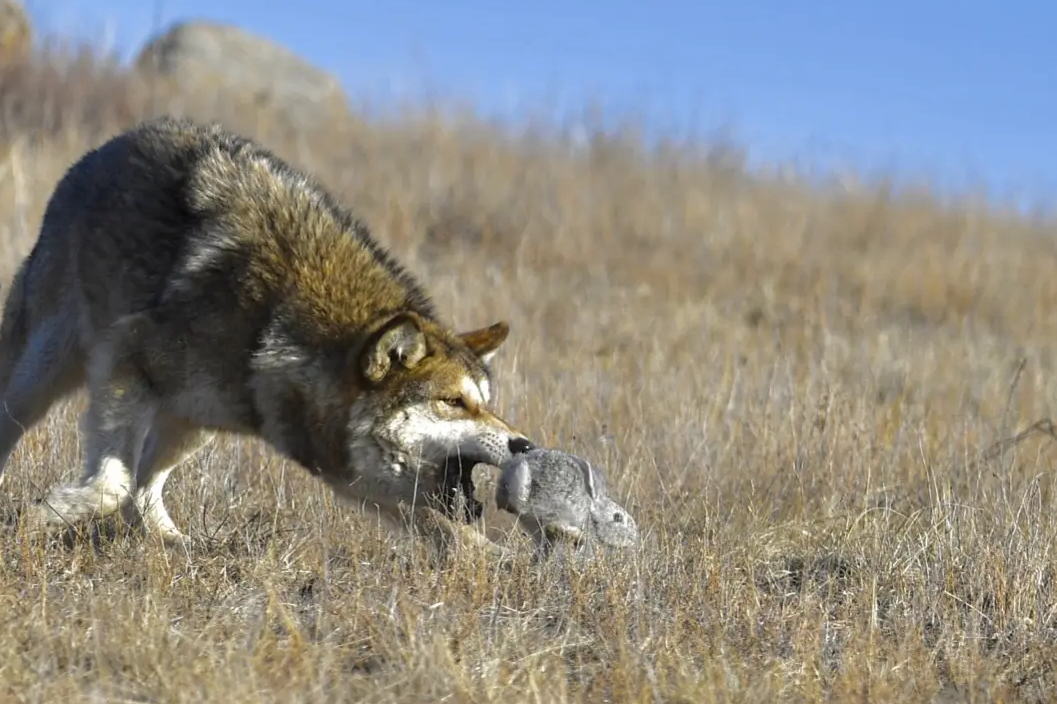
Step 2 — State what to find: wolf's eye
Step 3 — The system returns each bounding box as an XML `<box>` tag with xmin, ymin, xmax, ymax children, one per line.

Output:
<box><xmin>441</xmin><ymin>397</ymin><xmax>466</xmax><ymax>409</ymax></box>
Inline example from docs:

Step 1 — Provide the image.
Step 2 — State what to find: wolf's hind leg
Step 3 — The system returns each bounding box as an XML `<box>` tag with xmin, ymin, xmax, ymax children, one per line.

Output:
<box><xmin>0</xmin><ymin>313</ymin><xmax>85</xmax><ymax>487</ymax></box>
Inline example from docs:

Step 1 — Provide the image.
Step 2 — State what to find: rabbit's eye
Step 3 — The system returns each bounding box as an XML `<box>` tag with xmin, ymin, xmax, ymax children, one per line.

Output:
<box><xmin>441</xmin><ymin>397</ymin><xmax>466</xmax><ymax>409</ymax></box>
<box><xmin>613</xmin><ymin>512</ymin><xmax>624</xmax><ymax>523</ymax></box>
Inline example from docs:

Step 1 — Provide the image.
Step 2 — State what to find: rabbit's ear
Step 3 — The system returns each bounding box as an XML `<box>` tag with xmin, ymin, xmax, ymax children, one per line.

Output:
<box><xmin>573</xmin><ymin>456</ymin><xmax>598</xmax><ymax>500</ymax></box>
<box><xmin>496</xmin><ymin>455</ymin><xmax>532</xmax><ymax>513</ymax></box>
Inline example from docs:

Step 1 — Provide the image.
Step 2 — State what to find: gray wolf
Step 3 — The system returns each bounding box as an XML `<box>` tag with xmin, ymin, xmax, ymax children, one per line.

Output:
<box><xmin>495</xmin><ymin>446</ymin><xmax>638</xmax><ymax>561</ymax></box>
<box><xmin>0</xmin><ymin>115</ymin><xmax>534</xmax><ymax>557</ymax></box>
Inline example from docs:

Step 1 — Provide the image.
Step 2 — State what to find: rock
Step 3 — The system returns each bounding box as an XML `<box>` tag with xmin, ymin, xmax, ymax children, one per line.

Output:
<box><xmin>133</xmin><ymin>20</ymin><xmax>349</xmax><ymax>134</ymax></box>
<box><xmin>0</xmin><ymin>0</ymin><xmax>30</xmax><ymax>65</ymax></box>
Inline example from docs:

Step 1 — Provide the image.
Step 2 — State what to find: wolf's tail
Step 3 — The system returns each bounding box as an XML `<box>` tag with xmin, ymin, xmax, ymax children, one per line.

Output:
<box><xmin>0</xmin><ymin>262</ymin><xmax>31</xmax><ymax>396</ymax></box>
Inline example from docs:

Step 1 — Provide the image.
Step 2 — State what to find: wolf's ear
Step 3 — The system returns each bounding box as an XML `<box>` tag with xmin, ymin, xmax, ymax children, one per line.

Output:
<box><xmin>362</xmin><ymin>314</ymin><xmax>428</xmax><ymax>383</ymax></box>
<box><xmin>459</xmin><ymin>321</ymin><xmax>510</xmax><ymax>366</ymax></box>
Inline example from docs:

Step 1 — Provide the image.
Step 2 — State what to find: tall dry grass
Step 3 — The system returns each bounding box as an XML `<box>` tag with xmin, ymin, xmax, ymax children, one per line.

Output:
<box><xmin>0</xmin><ymin>35</ymin><xmax>1056</xmax><ymax>703</ymax></box>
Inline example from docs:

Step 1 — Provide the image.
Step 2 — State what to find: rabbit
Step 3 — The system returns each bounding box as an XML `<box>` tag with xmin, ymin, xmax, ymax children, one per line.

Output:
<box><xmin>495</xmin><ymin>446</ymin><xmax>638</xmax><ymax>561</ymax></box>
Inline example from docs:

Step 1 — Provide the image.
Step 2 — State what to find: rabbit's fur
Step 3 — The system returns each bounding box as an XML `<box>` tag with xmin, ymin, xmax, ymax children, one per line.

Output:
<box><xmin>495</xmin><ymin>446</ymin><xmax>638</xmax><ymax>560</ymax></box>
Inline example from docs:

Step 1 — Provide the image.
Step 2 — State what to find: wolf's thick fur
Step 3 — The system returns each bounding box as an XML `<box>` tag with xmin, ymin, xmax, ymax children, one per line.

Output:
<box><xmin>0</xmin><ymin>115</ymin><xmax>534</xmax><ymax>556</ymax></box>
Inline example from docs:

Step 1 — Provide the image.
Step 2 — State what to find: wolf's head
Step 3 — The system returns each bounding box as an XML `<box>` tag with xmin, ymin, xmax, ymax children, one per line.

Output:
<box><xmin>252</xmin><ymin>308</ymin><xmax>534</xmax><ymax>506</ymax></box>
<box><xmin>346</xmin><ymin>311</ymin><xmax>534</xmax><ymax>490</ymax></box>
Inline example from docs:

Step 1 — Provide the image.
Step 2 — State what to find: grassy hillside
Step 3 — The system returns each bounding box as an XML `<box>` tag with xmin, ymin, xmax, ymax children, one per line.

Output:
<box><xmin>2</xmin><ymin>38</ymin><xmax>1057</xmax><ymax>703</ymax></box>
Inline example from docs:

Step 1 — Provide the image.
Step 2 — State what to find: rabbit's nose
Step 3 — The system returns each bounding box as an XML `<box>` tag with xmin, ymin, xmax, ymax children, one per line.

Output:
<box><xmin>508</xmin><ymin>436</ymin><xmax>534</xmax><ymax>455</ymax></box>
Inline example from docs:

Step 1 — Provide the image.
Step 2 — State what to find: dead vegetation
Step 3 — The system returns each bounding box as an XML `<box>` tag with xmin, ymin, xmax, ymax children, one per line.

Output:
<box><xmin>1</xmin><ymin>35</ymin><xmax>1057</xmax><ymax>704</ymax></box>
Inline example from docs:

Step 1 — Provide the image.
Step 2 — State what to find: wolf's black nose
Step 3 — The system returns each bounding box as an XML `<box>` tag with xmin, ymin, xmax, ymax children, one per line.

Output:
<box><xmin>508</xmin><ymin>437</ymin><xmax>534</xmax><ymax>455</ymax></box>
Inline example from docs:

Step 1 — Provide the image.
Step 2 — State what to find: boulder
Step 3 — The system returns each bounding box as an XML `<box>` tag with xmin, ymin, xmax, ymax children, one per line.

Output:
<box><xmin>134</xmin><ymin>20</ymin><xmax>350</xmax><ymax>133</ymax></box>
<box><xmin>0</xmin><ymin>0</ymin><xmax>30</xmax><ymax>65</ymax></box>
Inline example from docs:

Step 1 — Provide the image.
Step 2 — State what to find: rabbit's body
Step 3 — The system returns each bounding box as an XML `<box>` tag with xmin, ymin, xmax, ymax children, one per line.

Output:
<box><xmin>496</xmin><ymin>447</ymin><xmax>638</xmax><ymax>560</ymax></box>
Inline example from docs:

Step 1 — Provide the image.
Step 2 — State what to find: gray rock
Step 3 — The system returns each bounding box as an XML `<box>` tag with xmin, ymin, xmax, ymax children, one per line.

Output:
<box><xmin>134</xmin><ymin>20</ymin><xmax>350</xmax><ymax>133</ymax></box>
<box><xmin>0</xmin><ymin>1</ymin><xmax>30</xmax><ymax>65</ymax></box>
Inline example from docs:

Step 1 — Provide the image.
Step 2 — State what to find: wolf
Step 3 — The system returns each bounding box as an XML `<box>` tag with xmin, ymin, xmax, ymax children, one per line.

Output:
<box><xmin>0</xmin><ymin>115</ymin><xmax>534</xmax><ymax>557</ymax></box>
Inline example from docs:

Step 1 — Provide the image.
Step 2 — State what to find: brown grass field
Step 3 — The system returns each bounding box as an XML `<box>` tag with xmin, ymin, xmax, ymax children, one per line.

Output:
<box><xmin>2</xmin><ymin>37</ymin><xmax>1057</xmax><ymax>703</ymax></box>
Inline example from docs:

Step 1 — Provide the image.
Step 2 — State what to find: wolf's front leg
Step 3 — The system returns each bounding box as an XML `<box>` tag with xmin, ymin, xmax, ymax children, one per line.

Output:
<box><xmin>129</xmin><ymin>413</ymin><xmax>216</xmax><ymax>546</ymax></box>
<box><xmin>23</xmin><ymin>329</ymin><xmax>157</xmax><ymax>535</ymax></box>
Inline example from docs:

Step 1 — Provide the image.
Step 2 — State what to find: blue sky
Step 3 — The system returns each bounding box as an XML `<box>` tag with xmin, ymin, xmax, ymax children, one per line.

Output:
<box><xmin>25</xmin><ymin>0</ymin><xmax>1057</xmax><ymax>209</ymax></box>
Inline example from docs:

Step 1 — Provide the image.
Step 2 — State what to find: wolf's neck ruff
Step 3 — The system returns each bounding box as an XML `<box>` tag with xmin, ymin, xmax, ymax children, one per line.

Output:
<box><xmin>181</xmin><ymin>123</ymin><xmax>440</xmax><ymax>342</ymax></box>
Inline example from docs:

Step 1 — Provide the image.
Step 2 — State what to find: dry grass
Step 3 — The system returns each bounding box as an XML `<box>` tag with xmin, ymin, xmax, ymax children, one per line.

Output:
<box><xmin>1</xmin><ymin>36</ymin><xmax>1057</xmax><ymax>704</ymax></box>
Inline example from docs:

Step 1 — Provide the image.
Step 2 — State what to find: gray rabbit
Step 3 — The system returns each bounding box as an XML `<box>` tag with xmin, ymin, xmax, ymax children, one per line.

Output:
<box><xmin>495</xmin><ymin>446</ymin><xmax>638</xmax><ymax>561</ymax></box>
